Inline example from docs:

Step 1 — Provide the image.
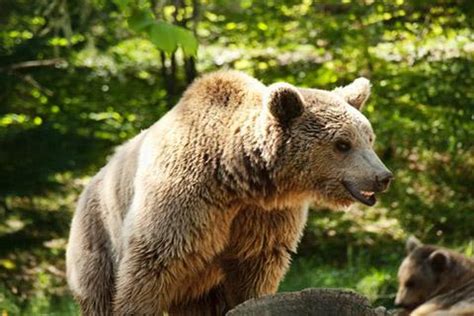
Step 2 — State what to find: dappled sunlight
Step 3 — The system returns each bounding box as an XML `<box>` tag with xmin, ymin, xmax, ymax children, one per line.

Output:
<box><xmin>1</xmin><ymin>0</ymin><xmax>472</xmax><ymax>313</ymax></box>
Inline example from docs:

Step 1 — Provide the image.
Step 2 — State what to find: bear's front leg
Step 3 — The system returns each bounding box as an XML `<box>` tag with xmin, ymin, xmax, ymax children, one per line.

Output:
<box><xmin>113</xmin><ymin>245</ymin><xmax>192</xmax><ymax>315</ymax></box>
<box><xmin>112</xmin><ymin>187</ymin><xmax>235</xmax><ymax>315</ymax></box>
<box><xmin>222</xmin><ymin>247</ymin><xmax>292</xmax><ymax>307</ymax></box>
<box><xmin>113</xmin><ymin>228</ymin><xmax>229</xmax><ymax>315</ymax></box>
<box><xmin>221</xmin><ymin>205</ymin><xmax>308</xmax><ymax>308</ymax></box>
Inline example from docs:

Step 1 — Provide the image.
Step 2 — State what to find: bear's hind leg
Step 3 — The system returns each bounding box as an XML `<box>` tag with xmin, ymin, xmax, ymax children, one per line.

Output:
<box><xmin>73</xmin><ymin>249</ymin><xmax>115</xmax><ymax>316</ymax></box>
<box><xmin>67</xmin><ymin>192</ymin><xmax>115</xmax><ymax>315</ymax></box>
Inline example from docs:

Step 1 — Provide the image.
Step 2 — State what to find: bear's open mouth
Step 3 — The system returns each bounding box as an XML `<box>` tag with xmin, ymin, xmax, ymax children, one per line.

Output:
<box><xmin>342</xmin><ymin>181</ymin><xmax>376</xmax><ymax>206</ymax></box>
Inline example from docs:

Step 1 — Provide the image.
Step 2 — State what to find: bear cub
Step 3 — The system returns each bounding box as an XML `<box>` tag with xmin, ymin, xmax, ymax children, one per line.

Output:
<box><xmin>395</xmin><ymin>236</ymin><xmax>474</xmax><ymax>315</ymax></box>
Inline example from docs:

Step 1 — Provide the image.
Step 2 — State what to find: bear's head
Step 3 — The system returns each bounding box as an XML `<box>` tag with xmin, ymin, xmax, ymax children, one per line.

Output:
<box><xmin>259</xmin><ymin>77</ymin><xmax>392</xmax><ymax>207</ymax></box>
<box><xmin>394</xmin><ymin>236</ymin><xmax>454</xmax><ymax>311</ymax></box>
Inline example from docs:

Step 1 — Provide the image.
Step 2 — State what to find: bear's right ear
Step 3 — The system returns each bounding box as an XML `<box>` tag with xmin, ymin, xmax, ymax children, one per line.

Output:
<box><xmin>333</xmin><ymin>77</ymin><xmax>371</xmax><ymax>110</ymax></box>
<box><xmin>429</xmin><ymin>250</ymin><xmax>451</xmax><ymax>272</ymax></box>
<box><xmin>406</xmin><ymin>235</ymin><xmax>422</xmax><ymax>254</ymax></box>
<box><xmin>265</xmin><ymin>83</ymin><xmax>304</xmax><ymax>127</ymax></box>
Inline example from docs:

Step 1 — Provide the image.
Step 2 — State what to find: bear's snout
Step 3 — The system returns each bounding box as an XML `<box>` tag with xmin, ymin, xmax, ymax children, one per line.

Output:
<box><xmin>374</xmin><ymin>170</ymin><xmax>393</xmax><ymax>192</ymax></box>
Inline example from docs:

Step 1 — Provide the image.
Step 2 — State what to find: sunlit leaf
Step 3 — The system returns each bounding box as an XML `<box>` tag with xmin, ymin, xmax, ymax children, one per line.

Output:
<box><xmin>175</xmin><ymin>27</ymin><xmax>198</xmax><ymax>56</ymax></box>
<box><xmin>0</xmin><ymin>259</ymin><xmax>15</xmax><ymax>270</ymax></box>
<box><xmin>148</xmin><ymin>21</ymin><xmax>177</xmax><ymax>53</ymax></box>
<box><xmin>257</xmin><ymin>22</ymin><xmax>268</xmax><ymax>31</ymax></box>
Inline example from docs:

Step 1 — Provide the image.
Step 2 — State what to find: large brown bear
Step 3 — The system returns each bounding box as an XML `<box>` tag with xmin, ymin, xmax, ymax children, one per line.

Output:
<box><xmin>395</xmin><ymin>237</ymin><xmax>474</xmax><ymax>316</ymax></box>
<box><xmin>66</xmin><ymin>70</ymin><xmax>392</xmax><ymax>315</ymax></box>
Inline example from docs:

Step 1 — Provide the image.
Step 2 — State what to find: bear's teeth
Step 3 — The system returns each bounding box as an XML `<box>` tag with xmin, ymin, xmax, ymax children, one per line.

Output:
<box><xmin>360</xmin><ymin>191</ymin><xmax>374</xmax><ymax>197</ymax></box>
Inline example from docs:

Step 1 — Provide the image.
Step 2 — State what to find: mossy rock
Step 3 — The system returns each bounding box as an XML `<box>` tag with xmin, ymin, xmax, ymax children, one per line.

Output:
<box><xmin>227</xmin><ymin>288</ymin><xmax>392</xmax><ymax>316</ymax></box>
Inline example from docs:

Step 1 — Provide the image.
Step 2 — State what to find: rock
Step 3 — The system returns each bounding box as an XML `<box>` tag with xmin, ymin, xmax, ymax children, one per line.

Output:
<box><xmin>227</xmin><ymin>288</ymin><xmax>392</xmax><ymax>316</ymax></box>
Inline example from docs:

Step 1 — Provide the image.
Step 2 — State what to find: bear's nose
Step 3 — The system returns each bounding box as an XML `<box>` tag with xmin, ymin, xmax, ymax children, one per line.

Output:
<box><xmin>375</xmin><ymin>171</ymin><xmax>393</xmax><ymax>191</ymax></box>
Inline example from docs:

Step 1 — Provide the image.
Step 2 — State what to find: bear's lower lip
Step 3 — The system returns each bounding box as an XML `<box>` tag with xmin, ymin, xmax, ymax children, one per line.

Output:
<box><xmin>342</xmin><ymin>181</ymin><xmax>376</xmax><ymax>206</ymax></box>
<box><xmin>397</xmin><ymin>303</ymin><xmax>420</xmax><ymax>313</ymax></box>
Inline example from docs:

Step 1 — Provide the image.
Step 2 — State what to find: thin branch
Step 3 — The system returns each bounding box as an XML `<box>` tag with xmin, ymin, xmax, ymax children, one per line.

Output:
<box><xmin>11</xmin><ymin>72</ymin><xmax>54</xmax><ymax>96</ymax></box>
<box><xmin>0</xmin><ymin>58</ymin><xmax>64</xmax><ymax>72</ymax></box>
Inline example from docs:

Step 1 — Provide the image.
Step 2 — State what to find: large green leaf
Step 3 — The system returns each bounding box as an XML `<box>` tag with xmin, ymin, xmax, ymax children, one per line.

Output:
<box><xmin>148</xmin><ymin>21</ymin><xmax>177</xmax><ymax>53</ymax></box>
<box><xmin>128</xmin><ymin>9</ymin><xmax>155</xmax><ymax>33</ymax></box>
<box><xmin>126</xmin><ymin>8</ymin><xmax>198</xmax><ymax>56</ymax></box>
<box><xmin>176</xmin><ymin>27</ymin><xmax>198</xmax><ymax>56</ymax></box>
<box><xmin>147</xmin><ymin>22</ymin><xmax>198</xmax><ymax>55</ymax></box>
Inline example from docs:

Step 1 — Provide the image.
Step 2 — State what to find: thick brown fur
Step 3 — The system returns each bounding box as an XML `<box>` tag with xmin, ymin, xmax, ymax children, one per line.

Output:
<box><xmin>396</xmin><ymin>237</ymin><xmax>474</xmax><ymax>316</ymax></box>
<box><xmin>66</xmin><ymin>70</ymin><xmax>390</xmax><ymax>315</ymax></box>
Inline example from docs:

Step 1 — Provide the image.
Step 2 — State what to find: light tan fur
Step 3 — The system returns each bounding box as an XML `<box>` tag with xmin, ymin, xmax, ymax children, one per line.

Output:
<box><xmin>66</xmin><ymin>70</ymin><xmax>390</xmax><ymax>315</ymax></box>
<box><xmin>396</xmin><ymin>237</ymin><xmax>474</xmax><ymax>316</ymax></box>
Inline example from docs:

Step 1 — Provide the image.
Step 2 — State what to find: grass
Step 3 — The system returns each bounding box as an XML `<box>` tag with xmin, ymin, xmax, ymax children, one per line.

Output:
<box><xmin>1</xmin><ymin>207</ymin><xmax>471</xmax><ymax>315</ymax></box>
<box><xmin>280</xmin><ymin>256</ymin><xmax>398</xmax><ymax>308</ymax></box>
<box><xmin>1</xmin><ymin>255</ymin><xmax>399</xmax><ymax>315</ymax></box>
<box><xmin>4</xmin><ymin>241</ymin><xmax>474</xmax><ymax>314</ymax></box>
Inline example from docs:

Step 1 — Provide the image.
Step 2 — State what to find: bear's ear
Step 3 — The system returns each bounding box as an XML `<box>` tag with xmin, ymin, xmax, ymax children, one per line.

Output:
<box><xmin>429</xmin><ymin>250</ymin><xmax>451</xmax><ymax>272</ymax></box>
<box><xmin>265</xmin><ymin>83</ymin><xmax>304</xmax><ymax>127</ymax></box>
<box><xmin>334</xmin><ymin>77</ymin><xmax>371</xmax><ymax>110</ymax></box>
<box><xmin>406</xmin><ymin>235</ymin><xmax>422</xmax><ymax>254</ymax></box>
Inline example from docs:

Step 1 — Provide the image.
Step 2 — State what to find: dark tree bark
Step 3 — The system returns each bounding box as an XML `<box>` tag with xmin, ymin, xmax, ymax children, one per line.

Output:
<box><xmin>184</xmin><ymin>56</ymin><xmax>196</xmax><ymax>84</ymax></box>
<box><xmin>184</xmin><ymin>0</ymin><xmax>199</xmax><ymax>83</ymax></box>
<box><xmin>156</xmin><ymin>0</ymin><xmax>200</xmax><ymax>106</ymax></box>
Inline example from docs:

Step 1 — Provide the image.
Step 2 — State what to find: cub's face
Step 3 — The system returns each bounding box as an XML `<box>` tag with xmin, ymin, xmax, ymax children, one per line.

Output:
<box><xmin>263</xmin><ymin>78</ymin><xmax>392</xmax><ymax>207</ymax></box>
<box><xmin>395</xmin><ymin>237</ymin><xmax>452</xmax><ymax>311</ymax></box>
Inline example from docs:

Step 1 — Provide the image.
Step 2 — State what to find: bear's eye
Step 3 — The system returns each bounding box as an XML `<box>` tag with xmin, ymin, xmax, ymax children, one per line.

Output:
<box><xmin>335</xmin><ymin>140</ymin><xmax>352</xmax><ymax>153</ymax></box>
<box><xmin>405</xmin><ymin>280</ymin><xmax>415</xmax><ymax>288</ymax></box>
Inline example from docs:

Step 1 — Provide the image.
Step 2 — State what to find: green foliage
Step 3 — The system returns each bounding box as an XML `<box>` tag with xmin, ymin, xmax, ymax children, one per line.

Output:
<box><xmin>280</xmin><ymin>257</ymin><xmax>398</xmax><ymax>308</ymax></box>
<box><xmin>128</xmin><ymin>9</ymin><xmax>156</xmax><ymax>32</ymax></box>
<box><xmin>0</xmin><ymin>0</ymin><xmax>473</xmax><ymax>313</ymax></box>
<box><xmin>119</xmin><ymin>2</ymin><xmax>198</xmax><ymax>55</ymax></box>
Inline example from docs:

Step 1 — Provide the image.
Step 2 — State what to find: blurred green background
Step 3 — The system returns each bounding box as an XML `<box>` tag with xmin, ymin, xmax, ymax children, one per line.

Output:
<box><xmin>1</xmin><ymin>0</ymin><xmax>473</xmax><ymax>314</ymax></box>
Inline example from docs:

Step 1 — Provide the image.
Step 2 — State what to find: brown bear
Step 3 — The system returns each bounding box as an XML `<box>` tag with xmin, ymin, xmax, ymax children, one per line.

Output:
<box><xmin>66</xmin><ymin>70</ymin><xmax>393</xmax><ymax>315</ymax></box>
<box><xmin>395</xmin><ymin>236</ymin><xmax>474</xmax><ymax>316</ymax></box>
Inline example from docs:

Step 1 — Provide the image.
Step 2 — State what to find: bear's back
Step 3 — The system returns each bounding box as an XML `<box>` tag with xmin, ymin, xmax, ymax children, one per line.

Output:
<box><xmin>412</xmin><ymin>279</ymin><xmax>474</xmax><ymax>316</ymax></box>
<box><xmin>177</xmin><ymin>70</ymin><xmax>266</xmax><ymax>114</ymax></box>
<box><xmin>79</xmin><ymin>71</ymin><xmax>268</xmax><ymax>253</ymax></box>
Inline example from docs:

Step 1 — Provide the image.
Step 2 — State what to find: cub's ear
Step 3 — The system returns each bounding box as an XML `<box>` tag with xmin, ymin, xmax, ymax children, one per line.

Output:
<box><xmin>429</xmin><ymin>250</ymin><xmax>451</xmax><ymax>272</ymax></box>
<box><xmin>265</xmin><ymin>83</ymin><xmax>304</xmax><ymax>126</ymax></box>
<box><xmin>406</xmin><ymin>235</ymin><xmax>422</xmax><ymax>254</ymax></box>
<box><xmin>334</xmin><ymin>77</ymin><xmax>371</xmax><ymax>110</ymax></box>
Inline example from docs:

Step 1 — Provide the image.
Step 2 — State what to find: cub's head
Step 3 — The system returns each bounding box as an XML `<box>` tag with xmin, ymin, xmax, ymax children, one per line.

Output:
<box><xmin>261</xmin><ymin>78</ymin><xmax>392</xmax><ymax>207</ymax></box>
<box><xmin>395</xmin><ymin>236</ymin><xmax>453</xmax><ymax>311</ymax></box>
